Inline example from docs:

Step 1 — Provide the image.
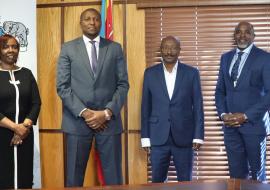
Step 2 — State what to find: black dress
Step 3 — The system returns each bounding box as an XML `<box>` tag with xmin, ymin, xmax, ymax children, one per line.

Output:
<box><xmin>0</xmin><ymin>67</ymin><xmax>41</xmax><ymax>189</ymax></box>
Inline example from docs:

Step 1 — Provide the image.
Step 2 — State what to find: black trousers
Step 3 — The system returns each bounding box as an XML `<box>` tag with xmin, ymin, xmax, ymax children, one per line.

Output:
<box><xmin>0</xmin><ymin>128</ymin><xmax>34</xmax><ymax>189</ymax></box>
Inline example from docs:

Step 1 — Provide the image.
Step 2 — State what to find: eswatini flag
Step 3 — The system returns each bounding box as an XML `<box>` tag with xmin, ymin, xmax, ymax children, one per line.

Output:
<box><xmin>100</xmin><ymin>0</ymin><xmax>113</xmax><ymax>40</ymax></box>
<box><xmin>95</xmin><ymin>0</ymin><xmax>113</xmax><ymax>186</ymax></box>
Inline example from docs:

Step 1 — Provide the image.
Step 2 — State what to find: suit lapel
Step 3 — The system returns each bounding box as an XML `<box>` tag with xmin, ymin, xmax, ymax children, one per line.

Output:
<box><xmin>226</xmin><ymin>50</ymin><xmax>236</xmax><ymax>85</ymax></box>
<box><xmin>95</xmin><ymin>38</ymin><xmax>108</xmax><ymax>80</ymax></box>
<box><xmin>171</xmin><ymin>62</ymin><xmax>184</xmax><ymax>101</ymax></box>
<box><xmin>77</xmin><ymin>38</ymin><xmax>95</xmax><ymax>79</ymax></box>
<box><xmin>156</xmin><ymin>64</ymin><xmax>170</xmax><ymax>100</ymax></box>
<box><xmin>235</xmin><ymin>46</ymin><xmax>257</xmax><ymax>87</ymax></box>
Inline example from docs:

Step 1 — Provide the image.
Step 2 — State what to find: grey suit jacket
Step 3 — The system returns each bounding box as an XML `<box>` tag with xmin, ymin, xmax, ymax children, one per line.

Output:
<box><xmin>57</xmin><ymin>37</ymin><xmax>129</xmax><ymax>136</ymax></box>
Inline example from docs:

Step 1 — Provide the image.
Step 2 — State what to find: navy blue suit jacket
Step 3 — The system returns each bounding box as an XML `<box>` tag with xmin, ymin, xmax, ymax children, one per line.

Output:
<box><xmin>215</xmin><ymin>45</ymin><xmax>270</xmax><ymax>135</ymax></box>
<box><xmin>141</xmin><ymin>62</ymin><xmax>204</xmax><ymax>147</ymax></box>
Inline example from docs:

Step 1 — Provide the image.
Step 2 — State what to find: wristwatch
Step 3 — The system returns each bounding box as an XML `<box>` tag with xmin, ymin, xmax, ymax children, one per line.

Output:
<box><xmin>104</xmin><ymin>109</ymin><xmax>111</xmax><ymax>121</ymax></box>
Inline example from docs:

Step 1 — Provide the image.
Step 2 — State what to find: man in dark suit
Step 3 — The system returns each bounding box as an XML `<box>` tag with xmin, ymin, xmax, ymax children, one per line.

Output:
<box><xmin>215</xmin><ymin>21</ymin><xmax>270</xmax><ymax>181</ymax></box>
<box><xmin>141</xmin><ymin>36</ymin><xmax>204</xmax><ymax>182</ymax></box>
<box><xmin>56</xmin><ymin>8</ymin><xmax>129</xmax><ymax>186</ymax></box>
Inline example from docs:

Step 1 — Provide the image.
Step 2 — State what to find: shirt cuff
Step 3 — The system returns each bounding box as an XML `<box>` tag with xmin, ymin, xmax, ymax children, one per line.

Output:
<box><xmin>193</xmin><ymin>139</ymin><xmax>203</xmax><ymax>144</ymax></box>
<box><xmin>244</xmin><ymin>114</ymin><xmax>248</xmax><ymax>120</ymax></box>
<box><xmin>141</xmin><ymin>138</ymin><xmax>151</xmax><ymax>147</ymax></box>
<box><xmin>79</xmin><ymin>108</ymin><xmax>87</xmax><ymax>117</ymax></box>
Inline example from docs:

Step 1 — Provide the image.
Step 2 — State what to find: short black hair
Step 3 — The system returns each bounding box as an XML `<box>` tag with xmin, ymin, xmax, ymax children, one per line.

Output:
<box><xmin>80</xmin><ymin>8</ymin><xmax>101</xmax><ymax>21</ymax></box>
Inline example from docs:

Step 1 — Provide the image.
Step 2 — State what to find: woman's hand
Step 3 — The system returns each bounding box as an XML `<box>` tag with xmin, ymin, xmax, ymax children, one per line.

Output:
<box><xmin>10</xmin><ymin>134</ymin><xmax>23</xmax><ymax>146</ymax></box>
<box><xmin>14</xmin><ymin>123</ymin><xmax>29</xmax><ymax>139</ymax></box>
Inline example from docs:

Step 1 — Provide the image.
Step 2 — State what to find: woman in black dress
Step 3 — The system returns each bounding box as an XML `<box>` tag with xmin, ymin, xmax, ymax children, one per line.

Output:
<box><xmin>0</xmin><ymin>34</ymin><xmax>41</xmax><ymax>188</ymax></box>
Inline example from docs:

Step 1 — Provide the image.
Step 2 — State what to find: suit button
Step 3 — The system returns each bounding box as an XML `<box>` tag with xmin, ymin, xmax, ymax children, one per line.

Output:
<box><xmin>168</xmin><ymin>119</ymin><xmax>171</xmax><ymax>122</ymax></box>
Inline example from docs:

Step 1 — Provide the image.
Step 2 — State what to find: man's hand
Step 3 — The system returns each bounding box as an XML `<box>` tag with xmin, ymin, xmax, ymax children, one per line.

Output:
<box><xmin>231</xmin><ymin>113</ymin><xmax>247</xmax><ymax>126</ymax></box>
<box><xmin>222</xmin><ymin>113</ymin><xmax>247</xmax><ymax>127</ymax></box>
<box><xmin>83</xmin><ymin>109</ymin><xmax>107</xmax><ymax>132</ymax></box>
<box><xmin>143</xmin><ymin>147</ymin><xmax>151</xmax><ymax>154</ymax></box>
<box><xmin>81</xmin><ymin>109</ymin><xmax>94</xmax><ymax>120</ymax></box>
<box><xmin>193</xmin><ymin>143</ymin><xmax>202</xmax><ymax>151</ymax></box>
<box><xmin>222</xmin><ymin>113</ymin><xmax>235</xmax><ymax>126</ymax></box>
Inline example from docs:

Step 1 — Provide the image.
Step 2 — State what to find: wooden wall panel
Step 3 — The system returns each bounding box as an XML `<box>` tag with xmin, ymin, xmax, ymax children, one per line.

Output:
<box><xmin>126</xmin><ymin>4</ymin><xmax>147</xmax><ymax>184</ymax></box>
<box><xmin>64</xmin><ymin>0</ymin><xmax>98</xmax><ymax>2</ymax></box>
<box><xmin>40</xmin><ymin>133</ymin><xmax>64</xmax><ymax>187</ymax></box>
<box><xmin>37</xmin><ymin>0</ymin><xmax>61</xmax><ymax>3</ymax></box>
<box><xmin>37</xmin><ymin>8</ymin><xmax>62</xmax><ymax>130</ymax></box>
<box><xmin>126</xmin><ymin>4</ymin><xmax>145</xmax><ymax>131</ymax></box>
<box><xmin>113</xmin><ymin>4</ymin><xmax>124</xmax><ymax>45</ymax></box>
<box><xmin>127</xmin><ymin>133</ymin><xmax>147</xmax><ymax>184</ymax></box>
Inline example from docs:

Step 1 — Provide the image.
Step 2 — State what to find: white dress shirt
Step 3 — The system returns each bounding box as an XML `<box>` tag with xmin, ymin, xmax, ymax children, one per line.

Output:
<box><xmin>83</xmin><ymin>35</ymin><xmax>100</xmax><ymax>71</ymax></box>
<box><xmin>79</xmin><ymin>35</ymin><xmax>101</xmax><ymax>117</ymax></box>
<box><xmin>229</xmin><ymin>43</ymin><xmax>253</xmax><ymax>87</ymax></box>
<box><xmin>141</xmin><ymin>62</ymin><xmax>203</xmax><ymax>147</ymax></box>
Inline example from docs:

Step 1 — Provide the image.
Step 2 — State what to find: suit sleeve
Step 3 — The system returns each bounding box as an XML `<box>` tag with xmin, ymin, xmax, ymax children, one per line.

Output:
<box><xmin>141</xmin><ymin>70</ymin><xmax>151</xmax><ymax>139</ymax></box>
<box><xmin>215</xmin><ymin>55</ymin><xmax>228</xmax><ymax>117</ymax></box>
<box><xmin>245</xmin><ymin>55</ymin><xmax>270</xmax><ymax>123</ymax></box>
<box><xmin>192</xmin><ymin>69</ymin><xmax>204</xmax><ymax>140</ymax></box>
<box><xmin>56</xmin><ymin>44</ymin><xmax>87</xmax><ymax>117</ymax></box>
<box><xmin>105</xmin><ymin>44</ymin><xmax>129</xmax><ymax>116</ymax></box>
<box><xmin>26</xmin><ymin>71</ymin><xmax>41</xmax><ymax>125</ymax></box>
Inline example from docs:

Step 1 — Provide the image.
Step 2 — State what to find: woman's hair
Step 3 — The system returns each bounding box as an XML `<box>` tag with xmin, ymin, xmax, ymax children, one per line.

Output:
<box><xmin>0</xmin><ymin>34</ymin><xmax>20</xmax><ymax>61</ymax></box>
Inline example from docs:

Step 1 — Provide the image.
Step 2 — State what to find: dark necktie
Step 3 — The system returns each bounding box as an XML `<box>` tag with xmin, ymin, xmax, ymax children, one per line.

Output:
<box><xmin>231</xmin><ymin>51</ymin><xmax>244</xmax><ymax>81</ymax></box>
<box><xmin>90</xmin><ymin>40</ymin><xmax>97</xmax><ymax>75</ymax></box>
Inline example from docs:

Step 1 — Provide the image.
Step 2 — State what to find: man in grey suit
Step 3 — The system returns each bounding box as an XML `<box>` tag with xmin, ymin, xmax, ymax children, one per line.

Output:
<box><xmin>56</xmin><ymin>8</ymin><xmax>129</xmax><ymax>187</ymax></box>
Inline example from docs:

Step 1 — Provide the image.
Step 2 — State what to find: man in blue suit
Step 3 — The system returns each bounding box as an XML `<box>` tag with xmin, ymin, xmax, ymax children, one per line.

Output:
<box><xmin>141</xmin><ymin>36</ymin><xmax>204</xmax><ymax>182</ymax></box>
<box><xmin>215</xmin><ymin>21</ymin><xmax>270</xmax><ymax>181</ymax></box>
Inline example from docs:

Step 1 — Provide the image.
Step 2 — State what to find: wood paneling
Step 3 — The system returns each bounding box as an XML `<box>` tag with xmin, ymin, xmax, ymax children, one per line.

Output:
<box><xmin>64</xmin><ymin>0</ymin><xmax>99</xmax><ymax>3</ymax></box>
<box><xmin>127</xmin><ymin>133</ymin><xmax>147</xmax><ymax>184</ymax></box>
<box><xmin>113</xmin><ymin>4</ymin><xmax>124</xmax><ymax>45</ymax></box>
<box><xmin>37</xmin><ymin>0</ymin><xmax>61</xmax><ymax>4</ymax></box>
<box><xmin>37</xmin><ymin>8</ymin><xmax>62</xmax><ymax>130</ymax></box>
<box><xmin>126</xmin><ymin>4</ymin><xmax>147</xmax><ymax>184</ymax></box>
<box><xmin>40</xmin><ymin>133</ymin><xmax>64</xmax><ymax>187</ymax></box>
<box><xmin>126</xmin><ymin>4</ymin><xmax>145</xmax><ymax>131</ymax></box>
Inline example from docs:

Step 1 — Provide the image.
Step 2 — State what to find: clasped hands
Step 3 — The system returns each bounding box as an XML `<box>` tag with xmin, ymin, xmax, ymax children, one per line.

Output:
<box><xmin>81</xmin><ymin>109</ymin><xmax>108</xmax><ymax>132</ymax></box>
<box><xmin>222</xmin><ymin>112</ymin><xmax>247</xmax><ymax>127</ymax></box>
<box><xmin>11</xmin><ymin>118</ymin><xmax>32</xmax><ymax>146</ymax></box>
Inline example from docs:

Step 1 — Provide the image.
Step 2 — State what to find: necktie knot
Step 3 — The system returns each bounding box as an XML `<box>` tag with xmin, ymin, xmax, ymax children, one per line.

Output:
<box><xmin>238</xmin><ymin>51</ymin><xmax>244</xmax><ymax>58</ymax></box>
<box><xmin>90</xmin><ymin>40</ymin><xmax>96</xmax><ymax>45</ymax></box>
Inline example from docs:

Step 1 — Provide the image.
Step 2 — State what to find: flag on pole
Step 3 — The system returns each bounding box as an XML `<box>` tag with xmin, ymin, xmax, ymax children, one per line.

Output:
<box><xmin>100</xmin><ymin>0</ymin><xmax>113</xmax><ymax>40</ymax></box>
<box><xmin>94</xmin><ymin>0</ymin><xmax>114</xmax><ymax>186</ymax></box>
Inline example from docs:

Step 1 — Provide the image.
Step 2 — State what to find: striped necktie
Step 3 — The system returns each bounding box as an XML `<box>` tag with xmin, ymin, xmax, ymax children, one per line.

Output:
<box><xmin>231</xmin><ymin>51</ymin><xmax>244</xmax><ymax>82</ymax></box>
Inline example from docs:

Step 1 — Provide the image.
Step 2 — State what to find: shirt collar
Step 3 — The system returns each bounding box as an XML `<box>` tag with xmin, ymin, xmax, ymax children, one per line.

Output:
<box><xmin>83</xmin><ymin>35</ymin><xmax>100</xmax><ymax>45</ymax></box>
<box><xmin>236</xmin><ymin>43</ymin><xmax>253</xmax><ymax>54</ymax></box>
<box><xmin>163</xmin><ymin>61</ymin><xmax>178</xmax><ymax>73</ymax></box>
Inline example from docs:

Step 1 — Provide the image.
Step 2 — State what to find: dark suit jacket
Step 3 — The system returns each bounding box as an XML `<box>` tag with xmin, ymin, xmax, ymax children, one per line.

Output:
<box><xmin>141</xmin><ymin>62</ymin><xmax>204</xmax><ymax>146</ymax></box>
<box><xmin>215</xmin><ymin>45</ymin><xmax>270</xmax><ymax>135</ymax></box>
<box><xmin>57</xmin><ymin>37</ymin><xmax>129</xmax><ymax>136</ymax></box>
